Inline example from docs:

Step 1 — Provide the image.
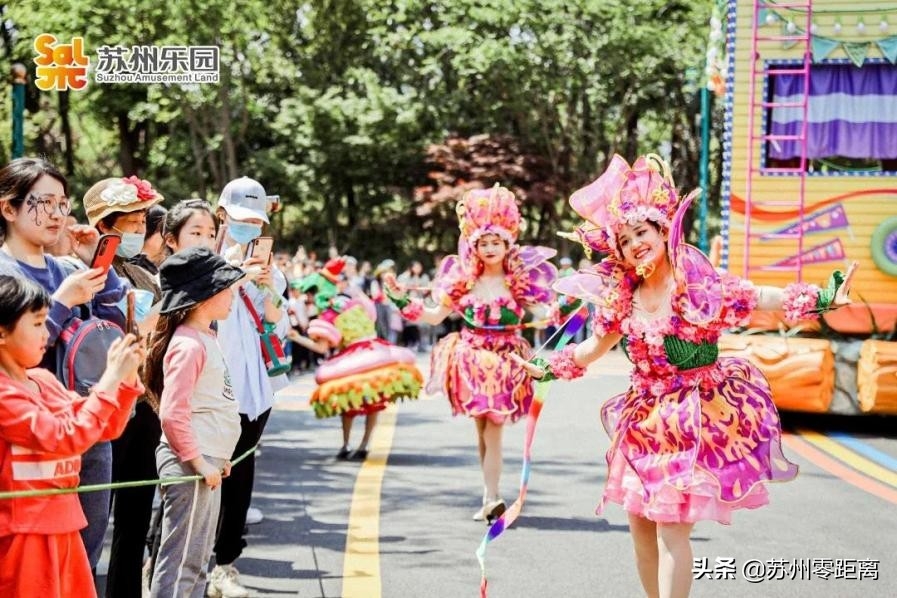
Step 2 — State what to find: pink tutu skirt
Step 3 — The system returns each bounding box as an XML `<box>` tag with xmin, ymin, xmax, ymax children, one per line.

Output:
<box><xmin>598</xmin><ymin>357</ymin><xmax>797</xmax><ymax>524</ymax></box>
<box><xmin>599</xmin><ymin>449</ymin><xmax>770</xmax><ymax>525</ymax></box>
<box><xmin>427</xmin><ymin>327</ymin><xmax>533</xmax><ymax>424</ymax></box>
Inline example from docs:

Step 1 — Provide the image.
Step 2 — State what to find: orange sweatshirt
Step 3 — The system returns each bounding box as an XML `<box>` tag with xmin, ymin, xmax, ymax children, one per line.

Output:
<box><xmin>0</xmin><ymin>368</ymin><xmax>142</xmax><ymax>536</ymax></box>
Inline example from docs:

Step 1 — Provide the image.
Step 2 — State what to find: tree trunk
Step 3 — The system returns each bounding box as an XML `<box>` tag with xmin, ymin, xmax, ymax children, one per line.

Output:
<box><xmin>346</xmin><ymin>182</ymin><xmax>357</xmax><ymax>228</ymax></box>
<box><xmin>218</xmin><ymin>84</ymin><xmax>239</xmax><ymax>181</ymax></box>
<box><xmin>624</xmin><ymin>110</ymin><xmax>639</xmax><ymax>161</ymax></box>
<box><xmin>183</xmin><ymin>103</ymin><xmax>220</xmax><ymax>192</ymax></box>
<box><xmin>117</xmin><ymin>114</ymin><xmax>141</xmax><ymax>176</ymax></box>
<box><xmin>57</xmin><ymin>91</ymin><xmax>75</xmax><ymax>174</ymax></box>
<box><xmin>580</xmin><ymin>88</ymin><xmax>594</xmax><ymax>180</ymax></box>
<box><xmin>183</xmin><ymin>106</ymin><xmax>208</xmax><ymax>197</ymax></box>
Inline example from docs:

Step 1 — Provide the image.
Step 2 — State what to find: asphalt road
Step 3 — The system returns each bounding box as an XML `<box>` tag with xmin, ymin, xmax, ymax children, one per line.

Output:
<box><xmin>98</xmin><ymin>351</ymin><xmax>897</xmax><ymax>597</ymax></box>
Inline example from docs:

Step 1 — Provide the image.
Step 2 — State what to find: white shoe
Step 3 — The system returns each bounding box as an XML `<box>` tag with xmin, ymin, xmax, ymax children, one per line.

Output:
<box><xmin>484</xmin><ymin>498</ymin><xmax>506</xmax><ymax>523</ymax></box>
<box><xmin>472</xmin><ymin>504</ymin><xmax>486</xmax><ymax>521</ymax></box>
<box><xmin>473</xmin><ymin>498</ymin><xmax>506</xmax><ymax>522</ymax></box>
<box><xmin>245</xmin><ymin>506</ymin><xmax>264</xmax><ymax>525</ymax></box>
<box><xmin>207</xmin><ymin>564</ymin><xmax>250</xmax><ymax>598</ymax></box>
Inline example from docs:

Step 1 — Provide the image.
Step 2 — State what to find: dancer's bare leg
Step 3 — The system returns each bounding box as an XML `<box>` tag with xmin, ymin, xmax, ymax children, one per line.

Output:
<box><xmin>628</xmin><ymin>513</ymin><xmax>660</xmax><ymax>598</ymax></box>
<box><xmin>475</xmin><ymin>417</ymin><xmax>487</xmax><ymax>467</ymax></box>
<box><xmin>481</xmin><ymin>419</ymin><xmax>503</xmax><ymax>500</ymax></box>
<box><xmin>340</xmin><ymin>414</ymin><xmax>353</xmax><ymax>451</ymax></box>
<box><xmin>657</xmin><ymin>522</ymin><xmax>694</xmax><ymax>598</ymax></box>
<box><xmin>356</xmin><ymin>411</ymin><xmax>379</xmax><ymax>452</ymax></box>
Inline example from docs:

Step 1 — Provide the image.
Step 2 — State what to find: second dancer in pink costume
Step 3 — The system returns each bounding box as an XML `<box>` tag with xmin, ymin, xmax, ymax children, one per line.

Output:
<box><xmin>385</xmin><ymin>185</ymin><xmax>557</xmax><ymax>522</ymax></box>
<box><xmin>516</xmin><ymin>154</ymin><xmax>857</xmax><ymax>598</ymax></box>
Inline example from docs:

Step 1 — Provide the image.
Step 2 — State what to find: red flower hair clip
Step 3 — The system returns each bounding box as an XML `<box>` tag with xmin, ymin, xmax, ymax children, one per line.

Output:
<box><xmin>122</xmin><ymin>175</ymin><xmax>158</xmax><ymax>201</ymax></box>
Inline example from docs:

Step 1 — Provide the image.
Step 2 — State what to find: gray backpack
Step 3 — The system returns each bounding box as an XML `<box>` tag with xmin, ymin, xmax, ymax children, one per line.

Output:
<box><xmin>56</xmin><ymin>314</ymin><xmax>123</xmax><ymax>396</ymax></box>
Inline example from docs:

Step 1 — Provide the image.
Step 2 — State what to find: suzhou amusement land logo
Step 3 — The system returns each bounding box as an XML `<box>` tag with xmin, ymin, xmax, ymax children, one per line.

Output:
<box><xmin>33</xmin><ymin>34</ymin><xmax>220</xmax><ymax>91</ymax></box>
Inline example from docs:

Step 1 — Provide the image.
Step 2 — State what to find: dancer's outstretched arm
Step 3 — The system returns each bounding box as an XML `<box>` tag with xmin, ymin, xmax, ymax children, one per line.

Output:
<box><xmin>382</xmin><ymin>272</ymin><xmax>453</xmax><ymax>326</ymax></box>
<box><xmin>511</xmin><ymin>331</ymin><xmax>621</xmax><ymax>379</ymax></box>
<box><xmin>286</xmin><ymin>329</ymin><xmax>331</xmax><ymax>355</ymax></box>
<box><xmin>755</xmin><ymin>260</ymin><xmax>858</xmax><ymax>312</ymax></box>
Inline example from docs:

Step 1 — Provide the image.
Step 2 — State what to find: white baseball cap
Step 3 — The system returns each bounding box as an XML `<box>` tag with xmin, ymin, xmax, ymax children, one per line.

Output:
<box><xmin>218</xmin><ymin>176</ymin><xmax>270</xmax><ymax>223</ymax></box>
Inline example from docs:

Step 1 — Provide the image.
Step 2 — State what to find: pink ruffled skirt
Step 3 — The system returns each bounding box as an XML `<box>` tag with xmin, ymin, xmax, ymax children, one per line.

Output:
<box><xmin>427</xmin><ymin>327</ymin><xmax>533</xmax><ymax>424</ymax></box>
<box><xmin>598</xmin><ymin>357</ymin><xmax>798</xmax><ymax>524</ymax></box>
<box><xmin>599</xmin><ymin>450</ymin><xmax>770</xmax><ymax>525</ymax></box>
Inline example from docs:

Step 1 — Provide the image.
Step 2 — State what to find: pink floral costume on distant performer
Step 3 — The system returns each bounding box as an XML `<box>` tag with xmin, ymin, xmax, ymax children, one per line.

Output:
<box><xmin>550</xmin><ymin>155</ymin><xmax>825</xmax><ymax>524</ymax></box>
<box><xmin>427</xmin><ymin>186</ymin><xmax>557</xmax><ymax>424</ymax></box>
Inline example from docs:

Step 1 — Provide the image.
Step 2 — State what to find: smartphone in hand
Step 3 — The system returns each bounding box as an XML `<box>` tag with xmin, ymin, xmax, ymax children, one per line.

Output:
<box><xmin>215</xmin><ymin>222</ymin><xmax>229</xmax><ymax>254</ymax></box>
<box><xmin>245</xmin><ymin>236</ymin><xmax>274</xmax><ymax>264</ymax></box>
<box><xmin>90</xmin><ymin>234</ymin><xmax>121</xmax><ymax>275</ymax></box>
<box><xmin>125</xmin><ymin>290</ymin><xmax>140</xmax><ymax>338</ymax></box>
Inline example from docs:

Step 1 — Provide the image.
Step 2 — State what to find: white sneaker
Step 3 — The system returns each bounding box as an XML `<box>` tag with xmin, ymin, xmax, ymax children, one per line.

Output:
<box><xmin>245</xmin><ymin>506</ymin><xmax>264</xmax><ymax>525</ymax></box>
<box><xmin>207</xmin><ymin>564</ymin><xmax>250</xmax><ymax>598</ymax></box>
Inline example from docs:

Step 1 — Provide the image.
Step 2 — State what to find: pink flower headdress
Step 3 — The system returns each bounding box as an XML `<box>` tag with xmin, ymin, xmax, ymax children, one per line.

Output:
<box><xmin>457</xmin><ymin>184</ymin><xmax>520</xmax><ymax>245</ymax></box>
<box><xmin>455</xmin><ymin>184</ymin><xmax>521</xmax><ymax>271</ymax></box>
<box><xmin>557</xmin><ymin>154</ymin><xmax>724</xmax><ymax>326</ymax></box>
<box><xmin>568</xmin><ymin>154</ymin><xmax>680</xmax><ymax>259</ymax></box>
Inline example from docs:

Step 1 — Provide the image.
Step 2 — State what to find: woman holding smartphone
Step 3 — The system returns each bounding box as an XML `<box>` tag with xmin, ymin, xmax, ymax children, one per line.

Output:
<box><xmin>0</xmin><ymin>159</ymin><xmax>128</xmax><ymax>365</ymax></box>
<box><xmin>82</xmin><ymin>175</ymin><xmax>166</xmax><ymax>597</ymax></box>
<box><xmin>208</xmin><ymin>177</ymin><xmax>288</xmax><ymax>598</ymax></box>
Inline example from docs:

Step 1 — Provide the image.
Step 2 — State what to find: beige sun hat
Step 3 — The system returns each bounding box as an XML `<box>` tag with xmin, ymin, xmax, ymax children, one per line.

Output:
<box><xmin>83</xmin><ymin>176</ymin><xmax>164</xmax><ymax>226</ymax></box>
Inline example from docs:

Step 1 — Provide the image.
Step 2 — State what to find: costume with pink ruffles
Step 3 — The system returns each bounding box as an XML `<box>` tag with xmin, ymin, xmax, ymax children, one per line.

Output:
<box><xmin>424</xmin><ymin>185</ymin><xmax>557</xmax><ymax>425</ymax></box>
<box><xmin>429</xmin><ymin>247</ymin><xmax>557</xmax><ymax>424</ymax></box>
<box><xmin>556</xmin><ymin>154</ymin><xmax>799</xmax><ymax>525</ymax></box>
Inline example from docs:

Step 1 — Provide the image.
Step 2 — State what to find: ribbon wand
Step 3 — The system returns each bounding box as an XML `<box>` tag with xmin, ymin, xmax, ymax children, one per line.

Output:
<box><xmin>476</xmin><ymin>307</ymin><xmax>589</xmax><ymax>597</ymax></box>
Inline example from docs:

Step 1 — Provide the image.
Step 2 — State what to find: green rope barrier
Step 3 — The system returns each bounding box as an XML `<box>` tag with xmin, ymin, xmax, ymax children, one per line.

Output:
<box><xmin>0</xmin><ymin>443</ymin><xmax>258</xmax><ymax>500</ymax></box>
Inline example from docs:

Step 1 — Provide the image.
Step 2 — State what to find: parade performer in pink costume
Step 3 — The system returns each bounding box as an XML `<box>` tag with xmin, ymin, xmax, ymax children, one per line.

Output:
<box><xmin>515</xmin><ymin>154</ymin><xmax>857</xmax><ymax>598</ymax></box>
<box><xmin>289</xmin><ymin>258</ymin><xmax>423</xmax><ymax>460</ymax></box>
<box><xmin>385</xmin><ymin>185</ymin><xmax>557</xmax><ymax>523</ymax></box>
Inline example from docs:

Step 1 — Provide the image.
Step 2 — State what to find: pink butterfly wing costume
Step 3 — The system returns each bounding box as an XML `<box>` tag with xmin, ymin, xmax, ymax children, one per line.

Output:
<box><xmin>426</xmin><ymin>186</ymin><xmax>558</xmax><ymax>425</ymax></box>
<box><xmin>557</xmin><ymin>155</ymin><xmax>798</xmax><ymax>524</ymax></box>
<box><xmin>428</xmin><ymin>246</ymin><xmax>557</xmax><ymax>425</ymax></box>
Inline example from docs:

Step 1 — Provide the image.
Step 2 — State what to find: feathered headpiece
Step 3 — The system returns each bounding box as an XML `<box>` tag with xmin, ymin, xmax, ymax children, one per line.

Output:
<box><xmin>567</xmin><ymin>154</ymin><xmax>686</xmax><ymax>258</ymax></box>
<box><xmin>457</xmin><ymin>184</ymin><xmax>520</xmax><ymax>245</ymax></box>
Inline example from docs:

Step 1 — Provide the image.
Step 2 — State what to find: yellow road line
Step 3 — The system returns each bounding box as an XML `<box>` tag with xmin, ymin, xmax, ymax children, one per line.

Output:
<box><xmin>341</xmin><ymin>404</ymin><xmax>398</xmax><ymax>598</ymax></box>
<box><xmin>796</xmin><ymin>429</ymin><xmax>897</xmax><ymax>489</ymax></box>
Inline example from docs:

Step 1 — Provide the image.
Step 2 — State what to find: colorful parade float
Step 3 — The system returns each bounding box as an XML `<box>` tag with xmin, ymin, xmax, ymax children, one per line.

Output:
<box><xmin>718</xmin><ymin>0</ymin><xmax>897</xmax><ymax>413</ymax></box>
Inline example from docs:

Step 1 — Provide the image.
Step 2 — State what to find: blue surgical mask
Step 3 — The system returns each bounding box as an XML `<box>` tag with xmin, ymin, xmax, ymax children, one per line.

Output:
<box><xmin>228</xmin><ymin>221</ymin><xmax>262</xmax><ymax>245</ymax></box>
<box><xmin>116</xmin><ymin>288</ymin><xmax>155</xmax><ymax>322</ymax></box>
<box><xmin>115</xmin><ymin>231</ymin><xmax>146</xmax><ymax>259</ymax></box>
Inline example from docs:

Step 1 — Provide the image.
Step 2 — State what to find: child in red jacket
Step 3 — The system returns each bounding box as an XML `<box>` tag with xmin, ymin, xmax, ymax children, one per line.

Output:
<box><xmin>0</xmin><ymin>274</ymin><xmax>144</xmax><ymax>597</ymax></box>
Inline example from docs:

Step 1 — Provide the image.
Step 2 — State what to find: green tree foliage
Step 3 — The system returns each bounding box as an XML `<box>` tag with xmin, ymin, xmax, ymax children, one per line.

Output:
<box><xmin>4</xmin><ymin>0</ymin><xmax>718</xmax><ymax>264</ymax></box>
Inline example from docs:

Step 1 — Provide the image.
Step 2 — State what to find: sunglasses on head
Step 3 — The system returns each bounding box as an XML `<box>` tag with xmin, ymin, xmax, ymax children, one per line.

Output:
<box><xmin>181</xmin><ymin>198</ymin><xmax>212</xmax><ymax>209</ymax></box>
